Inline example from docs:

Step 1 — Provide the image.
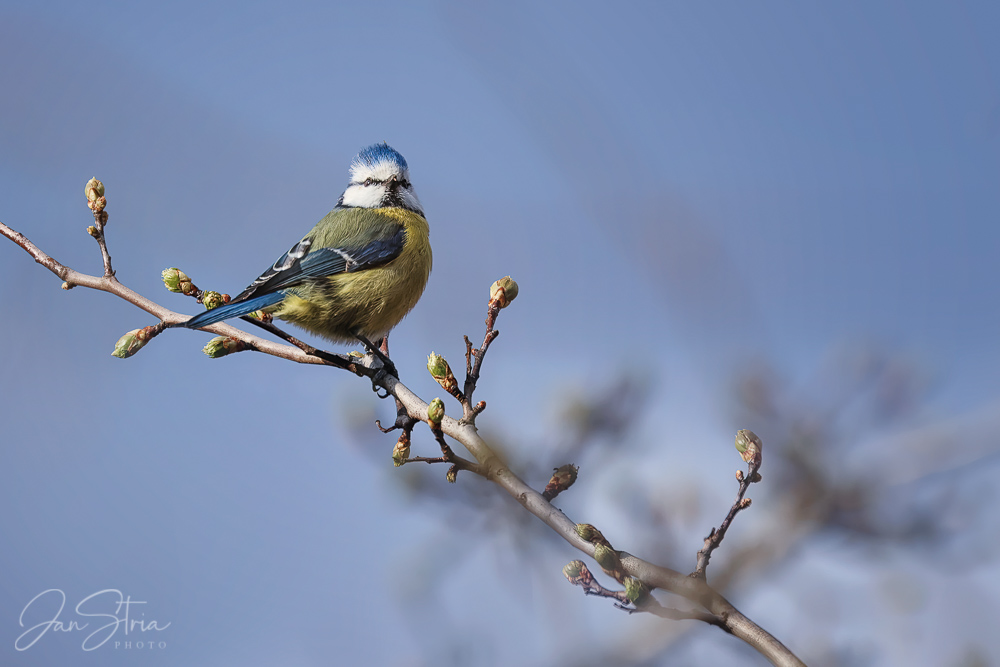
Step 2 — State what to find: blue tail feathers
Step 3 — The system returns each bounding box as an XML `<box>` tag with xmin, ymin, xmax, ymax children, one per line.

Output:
<box><xmin>182</xmin><ymin>292</ymin><xmax>285</xmax><ymax>329</ymax></box>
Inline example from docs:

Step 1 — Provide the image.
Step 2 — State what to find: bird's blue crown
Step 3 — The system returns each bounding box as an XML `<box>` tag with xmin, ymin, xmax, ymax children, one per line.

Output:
<box><xmin>353</xmin><ymin>142</ymin><xmax>408</xmax><ymax>173</ymax></box>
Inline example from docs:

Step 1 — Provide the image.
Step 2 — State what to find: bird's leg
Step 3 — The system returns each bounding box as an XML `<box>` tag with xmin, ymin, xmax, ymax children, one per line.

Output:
<box><xmin>353</xmin><ymin>330</ymin><xmax>398</xmax><ymax>379</ymax></box>
<box><xmin>241</xmin><ymin>316</ymin><xmax>356</xmax><ymax>371</ymax></box>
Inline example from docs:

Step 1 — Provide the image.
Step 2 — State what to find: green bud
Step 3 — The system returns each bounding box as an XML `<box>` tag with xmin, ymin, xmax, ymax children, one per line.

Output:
<box><xmin>85</xmin><ymin>178</ymin><xmax>107</xmax><ymax>213</ymax></box>
<box><xmin>391</xmin><ymin>434</ymin><xmax>411</xmax><ymax>467</ymax></box>
<box><xmin>201</xmin><ymin>291</ymin><xmax>226</xmax><ymax>311</ymax></box>
<box><xmin>426</xmin><ymin>352</ymin><xmax>449</xmax><ymax>379</ymax></box>
<box><xmin>575</xmin><ymin>523</ymin><xmax>609</xmax><ymax>546</ymax></box>
<box><xmin>735</xmin><ymin>429</ymin><xmax>763</xmax><ymax>467</ymax></box>
<box><xmin>489</xmin><ymin>275</ymin><xmax>519</xmax><ymax>308</ymax></box>
<box><xmin>427</xmin><ymin>397</ymin><xmax>445</xmax><ymax>424</ymax></box>
<box><xmin>446</xmin><ymin>464</ymin><xmax>458</xmax><ymax>483</ymax></box>
<box><xmin>593</xmin><ymin>543</ymin><xmax>624</xmax><ymax>582</ymax></box>
<box><xmin>84</xmin><ymin>177</ymin><xmax>105</xmax><ymax>201</ymax></box>
<box><xmin>427</xmin><ymin>352</ymin><xmax>461</xmax><ymax>398</ymax></box>
<box><xmin>87</xmin><ymin>226</ymin><xmax>99</xmax><ymax>237</ymax></box>
<box><xmin>563</xmin><ymin>560</ymin><xmax>594</xmax><ymax>588</ymax></box>
<box><xmin>161</xmin><ymin>267</ymin><xmax>196</xmax><ymax>295</ymax></box>
<box><xmin>111</xmin><ymin>327</ymin><xmax>153</xmax><ymax>359</ymax></box>
<box><xmin>624</xmin><ymin>576</ymin><xmax>650</xmax><ymax>605</ymax></box>
<box><xmin>203</xmin><ymin>336</ymin><xmax>247</xmax><ymax>358</ymax></box>
<box><xmin>563</xmin><ymin>560</ymin><xmax>585</xmax><ymax>580</ymax></box>
<box><xmin>593</xmin><ymin>543</ymin><xmax>617</xmax><ymax>570</ymax></box>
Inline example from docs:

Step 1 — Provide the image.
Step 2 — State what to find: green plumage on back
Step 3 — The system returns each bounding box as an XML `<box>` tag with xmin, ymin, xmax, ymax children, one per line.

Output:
<box><xmin>274</xmin><ymin>207</ymin><xmax>432</xmax><ymax>343</ymax></box>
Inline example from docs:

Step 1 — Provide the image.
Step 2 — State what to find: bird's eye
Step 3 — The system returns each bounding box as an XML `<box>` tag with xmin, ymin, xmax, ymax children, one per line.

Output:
<box><xmin>363</xmin><ymin>178</ymin><xmax>373</xmax><ymax>186</ymax></box>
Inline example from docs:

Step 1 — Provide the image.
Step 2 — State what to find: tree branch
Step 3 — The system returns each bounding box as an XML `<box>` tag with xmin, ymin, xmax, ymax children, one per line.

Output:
<box><xmin>383</xmin><ymin>375</ymin><xmax>803</xmax><ymax>666</ymax></box>
<box><xmin>1</xmin><ymin>196</ymin><xmax>804</xmax><ymax>666</ymax></box>
<box><xmin>1</xmin><ymin>219</ymin><xmax>360</xmax><ymax>367</ymax></box>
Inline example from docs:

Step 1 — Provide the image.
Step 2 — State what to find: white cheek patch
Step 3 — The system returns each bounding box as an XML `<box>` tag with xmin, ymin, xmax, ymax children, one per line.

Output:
<box><xmin>340</xmin><ymin>183</ymin><xmax>388</xmax><ymax>208</ymax></box>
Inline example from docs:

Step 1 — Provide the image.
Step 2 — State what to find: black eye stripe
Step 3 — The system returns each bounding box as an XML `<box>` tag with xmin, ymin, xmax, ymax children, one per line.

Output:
<box><xmin>359</xmin><ymin>177</ymin><xmax>411</xmax><ymax>188</ymax></box>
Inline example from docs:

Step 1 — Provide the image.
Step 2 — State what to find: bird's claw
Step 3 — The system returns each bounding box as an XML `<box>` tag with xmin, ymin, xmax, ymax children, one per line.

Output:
<box><xmin>370</xmin><ymin>356</ymin><xmax>398</xmax><ymax>397</ymax></box>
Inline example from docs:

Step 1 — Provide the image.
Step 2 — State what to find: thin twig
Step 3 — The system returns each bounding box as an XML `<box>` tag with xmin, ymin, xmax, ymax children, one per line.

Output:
<box><xmin>570</xmin><ymin>568</ymin><xmax>630</xmax><ymax>604</ymax></box>
<box><xmin>423</xmin><ymin>424</ymin><xmax>484</xmax><ymax>476</ymax></box>
<box><xmin>566</xmin><ymin>561</ymin><xmax>726</xmax><ymax>626</ymax></box>
<box><xmin>462</xmin><ymin>330</ymin><xmax>500</xmax><ymax>420</ymax></box>
<box><xmin>376</xmin><ymin>399</ymin><xmax>418</xmax><ymax>434</ymax></box>
<box><xmin>693</xmin><ymin>459</ymin><xmax>762</xmax><ymax>579</ymax></box>
<box><xmin>89</xmin><ymin>209</ymin><xmax>116</xmax><ymax>279</ymax></box>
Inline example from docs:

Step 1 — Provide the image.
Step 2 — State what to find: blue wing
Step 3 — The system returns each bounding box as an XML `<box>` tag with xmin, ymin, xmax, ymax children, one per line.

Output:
<box><xmin>181</xmin><ymin>291</ymin><xmax>286</xmax><ymax>329</ymax></box>
<box><xmin>181</xmin><ymin>225</ymin><xmax>406</xmax><ymax>330</ymax></box>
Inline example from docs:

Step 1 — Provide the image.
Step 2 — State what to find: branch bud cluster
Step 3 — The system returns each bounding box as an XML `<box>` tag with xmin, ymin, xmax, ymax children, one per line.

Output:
<box><xmin>203</xmin><ymin>336</ymin><xmax>250</xmax><ymax>358</ymax></box>
<box><xmin>593</xmin><ymin>543</ymin><xmax>626</xmax><ymax>583</ymax></box>
<box><xmin>201</xmin><ymin>290</ymin><xmax>229</xmax><ymax>311</ymax></box>
<box><xmin>576</xmin><ymin>523</ymin><xmax>629</xmax><ymax>584</ymax></box>
<box><xmin>489</xmin><ymin>276</ymin><xmax>519</xmax><ymax>309</ymax></box>
<box><xmin>391</xmin><ymin>431</ymin><xmax>411</xmax><ymax>467</ymax></box>
<box><xmin>735</xmin><ymin>429</ymin><xmax>763</xmax><ymax>469</ymax></box>
<box><xmin>161</xmin><ymin>268</ymin><xmax>197</xmax><ymax>295</ymax></box>
<box><xmin>486</xmin><ymin>275</ymin><xmax>519</xmax><ymax>330</ymax></box>
<box><xmin>562</xmin><ymin>560</ymin><xmax>595</xmax><ymax>588</ymax></box>
<box><xmin>85</xmin><ymin>177</ymin><xmax>106</xmax><ymax>213</ymax></box>
<box><xmin>623</xmin><ymin>576</ymin><xmax>650</xmax><ymax>605</ymax></box>
<box><xmin>575</xmin><ymin>523</ymin><xmax>610</xmax><ymax>547</ymax></box>
<box><xmin>426</xmin><ymin>352</ymin><xmax>463</xmax><ymax>401</ymax></box>
<box><xmin>427</xmin><ymin>397</ymin><xmax>445</xmax><ymax>425</ymax></box>
<box><xmin>111</xmin><ymin>326</ymin><xmax>157</xmax><ymax>358</ymax></box>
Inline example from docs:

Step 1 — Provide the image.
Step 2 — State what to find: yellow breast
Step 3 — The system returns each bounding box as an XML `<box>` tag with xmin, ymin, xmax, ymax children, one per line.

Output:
<box><xmin>274</xmin><ymin>207</ymin><xmax>432</xmax><ymax>344</ymax></box>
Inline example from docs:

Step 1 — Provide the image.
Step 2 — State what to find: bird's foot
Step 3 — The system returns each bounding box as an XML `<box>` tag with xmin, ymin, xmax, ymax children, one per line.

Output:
<box><xmin>353</xmin><ymin>331</ymin><xmax>398</xmax><ymax>382</ymax></box>
<box><xmin>370</xmin><ymin>368</ymin><xmax>393</xmax><ymax>398</ymax></box>
<box><xmin>377</xmin><ymin>356</ymin><xmax>398</xmax><ymax>379</ymax></box>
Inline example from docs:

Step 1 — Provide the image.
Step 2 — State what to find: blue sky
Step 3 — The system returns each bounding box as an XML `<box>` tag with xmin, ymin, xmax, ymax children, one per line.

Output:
<box><xmin>2</xmin><ymin>2</ymin><xmax>999</xmax><ymax>665</ymax></box>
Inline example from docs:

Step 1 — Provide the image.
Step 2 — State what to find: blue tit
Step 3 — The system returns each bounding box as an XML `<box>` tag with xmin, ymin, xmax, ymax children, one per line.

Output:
<box><xmin>181</xmin><ymin>143</ymin><xmax>432</xmax><ymax>353</ymax></box>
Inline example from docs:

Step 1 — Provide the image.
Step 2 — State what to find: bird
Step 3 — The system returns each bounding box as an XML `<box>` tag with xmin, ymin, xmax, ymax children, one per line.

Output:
<box><xmin>180</xmin><ymin>142</ymin><xmax>432</xmax><ymax>370</ymax></box>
